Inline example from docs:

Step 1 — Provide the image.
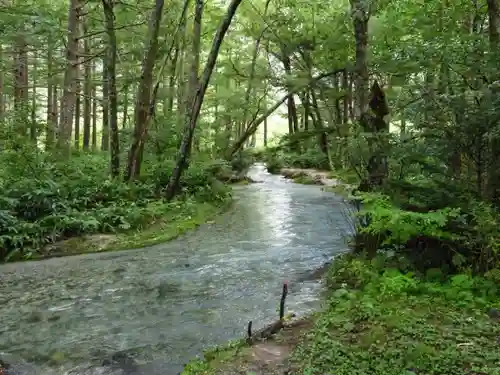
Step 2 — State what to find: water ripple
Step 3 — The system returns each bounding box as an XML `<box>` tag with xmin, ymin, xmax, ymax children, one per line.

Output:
<box><xmin>0</xmin><ymin>164</ymin><xmax>353</xmax><ymax>374</ymax></box>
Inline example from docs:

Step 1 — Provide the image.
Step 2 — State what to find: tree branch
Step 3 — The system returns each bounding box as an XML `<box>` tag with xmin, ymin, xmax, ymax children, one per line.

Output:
<box><xmin>227</xmin><ymin>66</ymin><xmax>350</xmax><ymax>157</ymax></box>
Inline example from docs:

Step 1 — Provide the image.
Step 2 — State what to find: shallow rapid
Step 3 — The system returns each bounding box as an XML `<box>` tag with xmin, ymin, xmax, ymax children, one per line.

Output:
<box><xmin>0</xmin><ymin>164</ymin><xmax>352</xmax><ymax>375</ymax></box>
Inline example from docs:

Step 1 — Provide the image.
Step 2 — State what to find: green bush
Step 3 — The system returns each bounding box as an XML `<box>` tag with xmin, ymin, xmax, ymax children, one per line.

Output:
<box><xmin>282</xmin><ymin>149</ymin><xmax>329</xmax><ymax>169</ymax></box>
<box><xmin>0</xmin><ymin>152</ymin><xmax>231</xmax><ymax>262</ymax></box>
<box><xmin>353</xmin><ymin>191</ymin><xmax>500</xmax><ymax>273</ymax></box>
<box><xmin>260</xmin><ymin>147</ymin><xmax>284</xmax><ymax>174</ymax></box>
<box><xmin>230</xmin><ymin>149</ymin><xmax>255</xmax><ymax>173</ymax></box>
<box><xmin>260</xmin><ymin>145</ymin><xmax>329</xmax><ymax>173</ymax></box>
<box><xmin>295</xmin><ymin>257</ymin><xmax>500</xmax><ymax>375</ymax></box>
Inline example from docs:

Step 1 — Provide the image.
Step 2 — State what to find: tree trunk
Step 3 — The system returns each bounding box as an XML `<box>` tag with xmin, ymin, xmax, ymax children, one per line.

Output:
<box><xmin>124</xmin><ymin>0</ymin><xmax>165</xmax><ymax>181</ymax></box>
<box><xmin>121</xmin><ymin>83</ymin><xmax>129</xmax><ymax>129</ymax></box>
<box><xmin>74</xmin><ymin>49</ymin><xmax>81</xmax><ymax>149</ymax></box>
<box><xmin>101</xmin><ymin>57</ymin><xmax>109</xmax><ymax>151</ymax></box>
<box><xmin>342</xmin><ymin>69</ymin><xmax>349</xmax><ymax>125</ymax></box>
<box><xmin>83</xmin><ymin>26</ymin><xmax>91</xmax><ymax>149</ymax></box>
<box><xmin>281</xmin><ymin>50</ymin><xmax>299</xmax><ymax>135</ymax></box>
<box><xmin>0</xmin><ymin>44</ymin><xmax>4</xmax><ymax>122</ymax></box>
<box><xmin>102</xmin><ymin>0</ymin><xmax>120</xmax><ymax>177</ymax></box>
<box><xmin>13</xmin><ymin>33</ymin><xmax>29</xmax><ymax>135</ymax></box>
<box><xmin>263</xmin><ymin>97</ymin><xmax>268</xmax><ymax>147</ymax></box>
<box><xmin>241</xmin><ymin>0</ymin><xmax>271</xmax><ymax>134</ymax></box>
<box><xmin>184</xmin><ymin>0</ymin><xmax>203</xmax><ymax>158</ymax></box>
<box><xmin>350</xmin><ymin>0</ymin><xmax>390</xmax><ymax>190</ymax></box>
<box><xmin>486</xmin><ymin>0</ymin><xmax>500</xmax><ymax>202</ymax></box>
<box><xmin>350</xmin><ymin>0</ymin><xmax>369</xmax><ymax>119</ymax></box>
<box><xmin>176</xmin><ymin>7</ymin><xmax>188</xmax><ymax>130</ymax></box>
<box><xmin>165</xmin><ymin>47</ymin><xmax>178</xmax><ymax>120</ymax></box>
<box><xmin>91</xmin><ymin>56</ymin><xmax>97</xmax><ymax>150</ymax></box>
<box><xmin>52</xmin><ymin>84</ymin><xmax>59</xmax><ymax>142</ymax></box>
<box><xmin>302</xmin><ymin>90</ymin><xmax>310</xmax><ymax>131</ymax></box>
<box><xmin>164</xmin><ymin>0</ymin><xmax>244</xmax><ymax>200</ymax></box>
<box><xmin>46</xmin><ymin>40</ymin><xmax>55</xmax><ymax>148</ymax></box>
<box><xmin>57</xmin><ymin>0</ymin><xmax>82</xmax><ymax>157</ymax></box>
<box><xmin>487</xmin><ymin>0</ymin><xmax>499</xmax><ymax>49</ymax></box>
<box><xmin>30</xmin><ymin>51</ymin><xmax>37</xmax><ymax>141</ymax></box>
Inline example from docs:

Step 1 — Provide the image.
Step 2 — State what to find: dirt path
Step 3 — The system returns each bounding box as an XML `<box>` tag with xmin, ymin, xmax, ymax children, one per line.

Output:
<box><xmin>202</xmin><ymin>318</ymin><xmax>313</xmax><ymax>375</ymax></box>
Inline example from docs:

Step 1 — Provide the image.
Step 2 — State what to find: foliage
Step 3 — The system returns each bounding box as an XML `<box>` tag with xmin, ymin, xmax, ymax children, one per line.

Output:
<box><xmin>0</xmin><ymin>150</ymin><xmax>232</xmax><ymax>262</ymax></box>
<box><xmin>260</xmin><ymin>146</ymin><xmax>329</xmax><ymax>174</ymax></box>
<box><xmin>351</xmin><ymin>183</ymin><xmax>500</xmax><ymax>272</ymax></box>
<box><xmin>293</xmin><ymin>255</ymin><xmax>500</xmax><ymax>375</ymax></box>
<box><xmin>182</xmin><ymin>339</ymin><xmax>247</xmax><ymax>375</ymax></box>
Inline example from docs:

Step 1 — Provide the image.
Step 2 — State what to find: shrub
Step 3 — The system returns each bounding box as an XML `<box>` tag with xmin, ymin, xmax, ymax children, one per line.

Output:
<box><xmin>299</xmin><ymin>257</ymin><xmax>500</xmax><ymax>375</ymax></box>
<box><xmin>282</xmin><ymin>149</ymin><xmax>329</xmax><ymax>169</ymax></box>
<box><xmin>353</xmin><ymin>191</ymin><xmax>500</xmax><ymax>273</ymax></box>
<box><xmin>0</xmin><ymin>152</ymin><xmax>231</xmax><ymax>262</ymax></box>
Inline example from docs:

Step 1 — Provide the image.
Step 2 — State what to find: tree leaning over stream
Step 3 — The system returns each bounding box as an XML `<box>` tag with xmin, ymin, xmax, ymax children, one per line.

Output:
<box><xmin>164</xmin><ymin>0</ymin><xmax>244</xmax><ymax>200</ymax></box>
<box><xmin>1</xmin><ymin>0</ymin><xmax>500</xmax><ymax>269</ymax></box>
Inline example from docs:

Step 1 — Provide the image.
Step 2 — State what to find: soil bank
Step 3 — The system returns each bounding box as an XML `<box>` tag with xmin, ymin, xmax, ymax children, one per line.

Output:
<box><xmin>31</xmin><ymin>198</ymin><xmax>234</xmax><ymax>261</ymax></box>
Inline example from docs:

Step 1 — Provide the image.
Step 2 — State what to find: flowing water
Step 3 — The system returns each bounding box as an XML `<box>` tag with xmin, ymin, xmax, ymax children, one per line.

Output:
<box><xmin>0</xmin><ymin>164</ymin><xmax>353</xmax><ymax>375</ymax></box>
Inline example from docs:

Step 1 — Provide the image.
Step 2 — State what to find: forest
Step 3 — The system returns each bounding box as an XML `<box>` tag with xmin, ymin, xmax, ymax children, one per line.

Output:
<box><xmin>1</xmin><ymin>0</ymin><xmax>500</xmax><ymax>373</ymax></box>
<box><xmin>1</xmin><ymin>0</ymin><xmax>498</xmax><ymax>270</ymax></box>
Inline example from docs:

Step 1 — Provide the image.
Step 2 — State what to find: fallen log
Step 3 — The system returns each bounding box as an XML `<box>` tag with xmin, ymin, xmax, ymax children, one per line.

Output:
<box><xmin>246</xmin><ymin>282</ymin><xmax>288</xmax><ymax>344</ymax></box>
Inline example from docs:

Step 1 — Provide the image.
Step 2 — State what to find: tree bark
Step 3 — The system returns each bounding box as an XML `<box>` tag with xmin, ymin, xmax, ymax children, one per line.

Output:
<box><xmin>13</xmin><ymin>32</ymin><xmax>29</xmax><ymax>136</ymax></box>
<box><xmin>350</xmin><ymin>0</ymin><xmax>369</xmax><ymax>118</ymax></box>
<box><xmin>74</xmin><ymin>42</ymin><xmax>81</xmax><ymax>150</ymax></box>
<box><xmin>124</xmin><ymin>0</ymin><xmax>165</xmax><ymax>181</ymax></box>
<box><xmin>281</xmin><ymin>50</ymin><xmax>299</xmax><ymax>135</ymax></box>
<box><xmin>101</xmin><ymin>57</ymin><xmax>109</xmax><ymax>151</ymax></box>
<box><xmin>103</xmin><ymin>0</ymin><xmax>120</xmax><ymax>177</ymax></box>
<box><xmin>164</xmin><ymin>0</ymin><xmax>244</xmax><ymax>200</ymax></box>
<box><xmin>46</xmin><ymin>41</ymin><xmax>55</xmax><ymax>148</ymax></box>
<box><xmin>0</xmin><ymin>44</ymin><xmax>4</xmax><ymax>122</ymax></box>
<box><xmin>57</xmin><ymin>0</ymin><xmax>82</xmax><ymax>157</ymax></box>
<box><xmin>91</xmin><ymin>57</ymin><xmax>97</xmax><ymax>150</ymax></box>
<box><xmin>184</xmin><ymin>0</ymin><xmax>203</xmax><ymax>158</ymax></box>
<box><xmin>30</xmin><ymin>51</ymin><xmax>37</xmax><ymax>141</ymax></box>
<box><xmin>83</xmin><ymin>25</ymin><xmax>91</xmax><ymax>149</ymax></box>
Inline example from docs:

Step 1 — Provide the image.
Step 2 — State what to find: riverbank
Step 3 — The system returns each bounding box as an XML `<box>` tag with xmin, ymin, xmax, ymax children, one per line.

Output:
<box><xmin>0</xmin><ymin>150</ymin><xmax>258</xmax><ymax>263</ymax></box>
<box><xmin>35</xmin><ymin>197</ymin><xmax>234</xmax><ymax>260</ymax></box>
<box><xmin>278</xmin><ymin>167</ymin><xmax>357</xmax><ymax>198</ymax></box>
<box><xmin>181</xmin><ymin>254</ymin><xmax>500</xmax><ymax>375</ymax></box>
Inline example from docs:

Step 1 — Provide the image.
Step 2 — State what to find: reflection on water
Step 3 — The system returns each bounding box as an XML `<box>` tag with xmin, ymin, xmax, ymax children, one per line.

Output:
<box><xmin>0</xmin><ymin>163</ymin><xmax>353</xmax><ymax>375</ymax></box>
<box><xmin>254</xmin><ymin>170</ymin><xmax>293</xmax><ymax>243</ymax></box>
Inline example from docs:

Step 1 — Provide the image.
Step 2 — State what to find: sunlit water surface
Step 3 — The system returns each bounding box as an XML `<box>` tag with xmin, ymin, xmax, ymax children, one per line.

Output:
<box><xmin>0</xmin><ymin>164</ymin><xmax>352</xmax><ymax>375</ymax></box>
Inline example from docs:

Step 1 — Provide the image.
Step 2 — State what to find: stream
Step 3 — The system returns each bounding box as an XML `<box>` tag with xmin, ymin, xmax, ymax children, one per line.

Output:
<box><xmin>0</xmin><ymin>163</ymin><xmax>353</xmax><ymax>375</ymax></box>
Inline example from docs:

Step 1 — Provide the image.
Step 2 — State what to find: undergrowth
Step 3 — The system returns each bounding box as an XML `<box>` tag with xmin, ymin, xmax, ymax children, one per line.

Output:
<box><xmin>258</xmin><ymin>130</ymin><xmax>500</xmax><ymax>273</ymax></box>
<box><xmin>256</xmin><ymin>147</ymin><xmax>329</xmax><ymax>174</ymax></box>
<box><xmin>0</xmin><ymin>149</ymin><xmax>234</xmax><ymax>262</ymax></box>
<box><xmin>292</xmin><ymin>254</ymin><xmax>500</xmax><ymax>375</ymax></box>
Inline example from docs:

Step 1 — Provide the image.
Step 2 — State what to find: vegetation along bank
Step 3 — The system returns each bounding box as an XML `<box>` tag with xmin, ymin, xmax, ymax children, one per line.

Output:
<box><xmin>0</xmin><ymin>152</ymin><xmax>253</xmax><ymax>262</ymax></box>
<box><xmin>182</xmin><ymin>146</ymin><xmax>500</xmax><ymax>375</ymax></box>
<box><xmin>1</xmin><ymin>0</ymin><xmax>500</xmax><ymax>371</ymax></box>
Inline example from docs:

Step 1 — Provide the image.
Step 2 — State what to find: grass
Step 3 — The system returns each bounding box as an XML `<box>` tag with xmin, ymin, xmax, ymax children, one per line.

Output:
<box><xmin>111</xmin><ymin>199</ymin><xmax>232</xmax><ymax>249</ymax></box>
<box><xmin>34</xmin><ymin>198</ymin><xmax>233</xmax><ymax>259</ymax></box>
<box><xmin>291</xmin><ymin>256</ymin><xmax>500</xmax><ymax>375</ymax></box>
<box><xmin>182</xmin><ymin>317</ymin><xmax>313</xmax><ymax>375</ymax></box>
<box><xmin>293</xmin><ymin>175</ymin><xmax>319</xmax><ymax>185</ymax></box>
<box><xmin>182</xmin><ymin>339</ymin><xmax>248</xmax><ymax>375</ymax></box>
<box><xmin>328</xmin><ymin>169</ymin><xmax>361</xmax><ymax>185</ymax></box>
<box><xmin>181</xmin><ymin>254</ymin><xmax>500</xmax><ymax>375</ymax></box>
